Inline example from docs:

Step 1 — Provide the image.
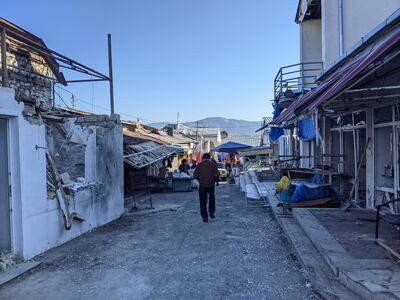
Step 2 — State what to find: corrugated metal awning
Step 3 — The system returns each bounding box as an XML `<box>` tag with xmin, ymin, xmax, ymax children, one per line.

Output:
<box><xmin>270</xmin><ymin>27</ymin><xmax>400</xmax><ymax>126</ymax></box>
<box><xmin>123</xmin><ymin>141</ymin><xmax>183</xmax><ymax>169</ymax></box>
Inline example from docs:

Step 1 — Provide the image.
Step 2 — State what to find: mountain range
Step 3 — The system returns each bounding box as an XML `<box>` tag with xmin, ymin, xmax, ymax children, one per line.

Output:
<box><xmin>151</xmin><ymin>117</ymin><xmax>263</xmax><ymax>135</ymax></box>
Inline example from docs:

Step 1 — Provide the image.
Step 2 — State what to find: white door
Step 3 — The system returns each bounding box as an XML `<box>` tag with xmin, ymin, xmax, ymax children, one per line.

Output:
<box><xmin>0</xmin><ymin>118</ymin><xmax>11</xmax><ymax>251</ymax></box>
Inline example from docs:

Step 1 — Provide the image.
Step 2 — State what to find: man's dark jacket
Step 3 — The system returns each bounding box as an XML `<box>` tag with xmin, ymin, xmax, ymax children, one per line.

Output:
<box><xmin>194</xmin><ymin>159</ymin><xmax>220</xmax><ymax>187</ymax></box>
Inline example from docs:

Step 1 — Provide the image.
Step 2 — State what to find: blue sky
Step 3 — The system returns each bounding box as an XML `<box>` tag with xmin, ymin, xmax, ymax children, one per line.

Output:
<box><xmin>4</xmin><ymin>0</ymin><xmax>298</xmax><ymax>123</ymax></box>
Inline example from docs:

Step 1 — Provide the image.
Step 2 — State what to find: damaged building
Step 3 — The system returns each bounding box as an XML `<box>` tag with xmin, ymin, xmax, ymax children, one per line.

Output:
<box><xmin>0</xmin><ymin>18</ymin><xmax>123</xmax><ymax>259</ymax></box>
<box><xmin>122</xmin><ymin>121</ymin><xmax>197</xmax><ymax>197</ymax></box>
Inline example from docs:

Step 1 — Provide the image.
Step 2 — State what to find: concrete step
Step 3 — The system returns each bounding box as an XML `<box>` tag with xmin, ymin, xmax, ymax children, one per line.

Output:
<box><xmin>292</xmin><ymin>208</ymin><xmax>400</xmax><ymax>300</ymax></box>
<box><xmin>263</xmin><ymin>185</ymin><xmax>360</xmax><ymax>300</ymax></box>
<box><xmin>274</xmin><ymin>212</ymin><xmax>360</xmax><ymax>300</ymax></box>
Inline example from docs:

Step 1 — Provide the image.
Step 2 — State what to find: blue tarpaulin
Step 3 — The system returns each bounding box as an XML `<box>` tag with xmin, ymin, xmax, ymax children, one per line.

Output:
<box><xmin>298</xmin><ymin>118</ymin><xmax>316</xmax><ymax>141</ymax></box>
<box><xmin>269</xmin><ymin>105</ymin><xmax>284</xmax><ymax>141</ymax></box>
<box><xmin>291</xmin><ymin>184</ymin><xmax>337</xmax><ymax>203</ymax></box>
<box><xmin>212</xmin><ymin>142</ymin><xmax>251</xmax><ymax>153</ymax></box>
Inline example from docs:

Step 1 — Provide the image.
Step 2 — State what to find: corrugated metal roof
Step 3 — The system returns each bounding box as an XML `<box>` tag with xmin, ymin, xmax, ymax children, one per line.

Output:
<box><xmin>124</xmin><ymin>141</ymin><xmax>183</xmax><ymax>169</ymax></box>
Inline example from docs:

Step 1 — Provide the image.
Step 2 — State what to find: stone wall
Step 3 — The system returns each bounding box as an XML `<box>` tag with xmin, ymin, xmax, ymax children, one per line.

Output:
<box><xmin>0</xmin><ymin>47</ymin><xmax>53</xmax><ymax>107</ymax></box>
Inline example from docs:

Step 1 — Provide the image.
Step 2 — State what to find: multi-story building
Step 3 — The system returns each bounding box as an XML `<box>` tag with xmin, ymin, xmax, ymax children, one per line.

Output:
<box><xmin>268</xmin><ymin>1</ymin><xmax>400</xmax><ymax>209</ymax></box>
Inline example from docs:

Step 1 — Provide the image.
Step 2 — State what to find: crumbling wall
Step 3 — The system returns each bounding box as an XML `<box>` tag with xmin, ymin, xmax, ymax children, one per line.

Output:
<box><xmin>29</xmin><ymin>113</ymin><xmax>124</xmax><ymax>259</ymax></box>
<box><xmin>0</xmin><ymin>49</ymin><xmax>53</xmax><ymax>107</ymax></box>
<box><xmin>46</xmin><ymin>119</ymin><xmax>91</xmax><ymax>180</ymax></box>
<box><xmin>0</xmin><ymin>85</ymin><xmax>123</xmax><ymax>259</ymax></box>
<box><xmin>94</xmin><ymin>115</ymin><xmax>124</xmax><ymax>221</ymax></box>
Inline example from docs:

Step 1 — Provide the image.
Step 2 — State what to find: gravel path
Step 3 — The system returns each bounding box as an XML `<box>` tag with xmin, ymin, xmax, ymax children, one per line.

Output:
<box><xmin>0</xmin><ymin>184</ymin><xmax>319</xmax><ymax>300</ymax></box>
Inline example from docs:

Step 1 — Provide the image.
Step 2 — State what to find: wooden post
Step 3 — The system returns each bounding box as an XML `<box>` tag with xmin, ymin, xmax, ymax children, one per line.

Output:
<box><xmin>1</xmin><ymin>27</ymin><xmax>8</xmax><ymax>87</ymax></box>
<box><xmin>108</xmin><ymin>33</ymin><xmax>114</xmax><ymax>115</ymax></box>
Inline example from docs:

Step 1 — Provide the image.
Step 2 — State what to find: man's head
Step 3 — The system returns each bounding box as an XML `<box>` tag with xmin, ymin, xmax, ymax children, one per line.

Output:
<box><xmin>202</xmin><ymin>153</ymin><xmax>211</xmax><ymax>160</ymax></box>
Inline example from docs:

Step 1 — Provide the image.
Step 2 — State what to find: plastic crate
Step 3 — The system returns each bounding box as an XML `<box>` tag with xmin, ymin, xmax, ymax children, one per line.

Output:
<box><xmin>172</xmin><ymin>178</ymin><xmax>192</xmax><ymax>192</ymax></box>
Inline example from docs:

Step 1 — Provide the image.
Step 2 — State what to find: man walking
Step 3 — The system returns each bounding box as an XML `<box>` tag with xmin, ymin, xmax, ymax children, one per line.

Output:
<box><xmin>194</xmin><ymin>153</ymin><xmax>220</xmax><ymax>222</ymax></box>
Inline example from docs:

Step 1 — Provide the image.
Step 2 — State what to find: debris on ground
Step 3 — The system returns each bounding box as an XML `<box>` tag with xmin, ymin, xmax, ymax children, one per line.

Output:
<box><xmin>0</xmin><ymin>251</ymin><xmax>18</xmax><ymax>272</ymax></box>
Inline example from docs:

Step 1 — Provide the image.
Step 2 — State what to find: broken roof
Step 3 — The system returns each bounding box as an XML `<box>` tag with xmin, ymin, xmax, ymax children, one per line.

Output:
<box><xmin>0</xmin><ymin>17</ymin><xmax>66</xmax><ymax>85</ymax></box>
<box><xmin>295</xmin><ymin>0</ymin><xmax>321</xmax><ymax>23</ymax></box>
<box><xmin>123</xmin><ymin>141</ymin><xmax>183</xmax><ymax>169</ymax></box>
<box><xmin>123</xmin><ymin>127</ymin><xmax>196</xmax><ymax>146</ymax></box>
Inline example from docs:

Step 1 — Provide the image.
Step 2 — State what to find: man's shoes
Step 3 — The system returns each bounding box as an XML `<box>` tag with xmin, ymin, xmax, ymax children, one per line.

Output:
<box><xmin>203</xmin><ymin>218</ymin><xmax>208</xmax><ymax>223</ymax></box>
<box><xmin>210</xmin><ymin>213</ymin><xmax>215</xmax><ymax>219</ymax></box>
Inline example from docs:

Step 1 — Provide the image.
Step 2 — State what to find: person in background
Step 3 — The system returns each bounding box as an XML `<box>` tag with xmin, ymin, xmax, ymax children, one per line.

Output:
<box><xmin>190</xmin><ymin>160</ymin><xmax>197</xmax><ymax>169</ymax></box>
<box><xmin>178</xmin><ymin>159</ymin><xmax>189</xmax><ymax>174</ymax></box>
<box><xmin>225</xmin><ymin>161</ymin><xmax>232</xmax><ymax>173</ymax></box>
<box><xmin>194</xmin><ymin>153</ymin><xmax>220</xmax><ymax>222</ymax></box>
<box><xmin>210</xmin><ymin>156</ymin><xmax>220</xmax><ymax>186</ymax></box>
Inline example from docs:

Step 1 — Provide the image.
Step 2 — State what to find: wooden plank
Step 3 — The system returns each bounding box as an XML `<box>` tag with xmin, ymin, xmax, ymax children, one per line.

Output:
<box><xmin>289</xmin><ymin>198</ymin><xmax>335</xmax><ymax>208</ymax></box>
<box><xmin>46</xmin><ymin>151</ymin><xmax>72</xmax><ymax>230</ymax></box>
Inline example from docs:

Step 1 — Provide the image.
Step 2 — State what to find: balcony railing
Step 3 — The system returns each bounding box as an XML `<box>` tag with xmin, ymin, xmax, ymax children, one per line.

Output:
<box><xmin>274</xmin><ymin>62</ymin><xmax>323</xmax><ymax>100</ymax></box>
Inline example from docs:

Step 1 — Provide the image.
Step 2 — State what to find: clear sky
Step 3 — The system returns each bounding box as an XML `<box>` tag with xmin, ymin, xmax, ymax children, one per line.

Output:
<box><xmin>4</xmin><ymin>0</ymin><xmax>299</xmax><ymax>123</ymax></box>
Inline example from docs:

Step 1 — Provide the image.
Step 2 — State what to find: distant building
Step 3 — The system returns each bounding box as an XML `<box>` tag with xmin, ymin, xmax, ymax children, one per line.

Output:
<box><xmin>163</xmin><ymin>123</ymin><xmax>222</xmax><ymax>153</ymax></box>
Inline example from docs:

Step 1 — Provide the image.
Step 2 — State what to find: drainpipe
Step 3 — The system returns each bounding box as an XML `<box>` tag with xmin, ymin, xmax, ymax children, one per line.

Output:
<box><xmin>338</xmin><ymin>0</ymin><xmax>344</xmax><ymax>55</ymax></box>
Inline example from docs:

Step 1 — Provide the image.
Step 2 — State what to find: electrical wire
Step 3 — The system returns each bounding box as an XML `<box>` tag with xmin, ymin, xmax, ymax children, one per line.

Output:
<box><xmin>55</xmin><ymin>86</ymin><xmax>263</xmax><ymax>127</ymax></box>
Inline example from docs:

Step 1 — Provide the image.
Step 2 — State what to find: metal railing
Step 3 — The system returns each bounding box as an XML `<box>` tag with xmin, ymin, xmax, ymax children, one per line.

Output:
<box><xmin>274</xmin><ymin>62</ymin><xmax>323</xmax><ymax>99</ymax></box>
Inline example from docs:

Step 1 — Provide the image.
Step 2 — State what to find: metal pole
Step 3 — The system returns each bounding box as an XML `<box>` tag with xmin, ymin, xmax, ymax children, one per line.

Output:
<box><xmin>1</xmin><ymin>28</ymin><xmax>9</xmax><ymax>87</ymax></box>
<box><xmin>338</xmin><ymin>0</ymin><xmax>344</xmax><ymax>56</ymax></box>
<box><xmin>108</xmin><ymin>33</ymin><xmax>115</xmax><ymax>115</ymax></box>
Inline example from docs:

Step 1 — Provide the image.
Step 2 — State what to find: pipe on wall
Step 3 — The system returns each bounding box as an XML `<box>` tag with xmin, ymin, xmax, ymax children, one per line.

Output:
<box><xmin>338</xmin><ymin>0</ymin><xmax>344</xmax><ymax>55</ymax></box>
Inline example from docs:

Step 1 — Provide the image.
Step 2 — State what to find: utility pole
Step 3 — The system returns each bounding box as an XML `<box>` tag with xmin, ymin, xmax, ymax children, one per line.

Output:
<box><xmin>195</xmin><ymin>121</ymin><xmax>199</xmax><ymax>141</ymax></box>
<box><xmin>71</xmin><ymin>94</ymin><xmax>75</xmax><ymax>109</ymax></box>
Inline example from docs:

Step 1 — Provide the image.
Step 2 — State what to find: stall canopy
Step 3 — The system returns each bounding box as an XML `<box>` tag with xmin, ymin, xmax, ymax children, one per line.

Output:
<box><xmin>124</xmin><ymin>141</ymin><xmax>183</xmax><ymax>169</ymax></box>
<box><xmin>212</xmin><ymin>141</ymin><xmax>251</xmax><ymax>153</ymax></box>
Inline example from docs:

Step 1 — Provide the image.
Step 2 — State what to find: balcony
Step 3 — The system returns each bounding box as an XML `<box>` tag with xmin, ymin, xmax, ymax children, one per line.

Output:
<box><xmin>274</xmin><ymin>62</ymin><xmax>322</xmax><ymax>109</ymax></box>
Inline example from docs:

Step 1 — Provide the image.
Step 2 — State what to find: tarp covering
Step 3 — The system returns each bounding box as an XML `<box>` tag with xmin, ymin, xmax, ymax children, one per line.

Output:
<box><xmin>212</xmin><ymin>141</ymin><xmax>251</xmax><ymax>153</ymax></box>
<box><xmin>291</xmin><ymin>184</ymin><xmax>337</xmax><ymax>203</ymax></box>
<box><xmin>298</xmin><ymin>118</ymin><xmax>316</xmax><ymax>141</ymax></box>
<box><xmin>269</xmin><ymin>104</ymin><xmax>285</xmax><ymax>141</ymax></box>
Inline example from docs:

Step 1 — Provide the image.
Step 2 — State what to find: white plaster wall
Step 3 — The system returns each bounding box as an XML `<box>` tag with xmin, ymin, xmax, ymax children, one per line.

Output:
<box><xmin>300</xmin><ymin>19</ymin><xmax>322</xmax><ymax>63</ymax></box>
<box><xmin>300</xmin><ymin>19</ymin><xmax>323</xmax><ymax>89</ymax></box>
<box><xmin>342</xmin><ymin>0</ymin><xmax>400</xmax><ymax>53</ymax></box>
<box><xmin>0</xmin><ymin>87</ymin><xmax>124</xmax><ymax>260</ymax></box>
<box><xmin>0</xmin><ymin>88</ymin><xmax>47</xmax><ymax>258</ymax></box>
<box><xmin>321</xmin><ymin>0</ymin><xmax>340</xmax><ymax>68</ymax></box>
<box><xmin>321</xmin><ymin>0</ymin><xmax>400</xmax><ymax>69</ymax></box>
<box><xmin>23</xmin><ymin>119</ymin><xmax>124</xmax><ymax>259</ymax></box>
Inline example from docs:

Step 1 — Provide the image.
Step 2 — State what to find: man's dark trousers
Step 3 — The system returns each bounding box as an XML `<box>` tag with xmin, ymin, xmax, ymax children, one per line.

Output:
<box><xmin>199</xmin><ymin>185</ymin><xmax>215</xmax><ymax>220</ymax></box>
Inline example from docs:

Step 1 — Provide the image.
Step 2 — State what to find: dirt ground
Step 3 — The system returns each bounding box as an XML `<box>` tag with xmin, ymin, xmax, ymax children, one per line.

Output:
<box><xmin>0</xmin><ymin>184</ymin><xmax>319</xmax><ymax>300</ymax></box>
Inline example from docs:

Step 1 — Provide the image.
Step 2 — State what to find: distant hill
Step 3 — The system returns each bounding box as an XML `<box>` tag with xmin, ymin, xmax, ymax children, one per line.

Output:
<box><xmin>151</xmin><ymin>117</ymin><xmax>262</xmax><ymax>135</ymax></box>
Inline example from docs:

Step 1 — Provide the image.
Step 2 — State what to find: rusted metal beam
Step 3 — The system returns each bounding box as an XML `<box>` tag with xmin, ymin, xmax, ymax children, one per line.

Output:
<box><xmin>66</xmin><ymin>78</ymin><xmax>107</xmax><ymax>83</ymax></box>
<box><xmin>0</xmin><ymin>24</ymin><xmax>109</xmax><ymax>82</ymax></box>
<box><xmin>108</xmin><ymin>33</ymin><xmax>115</xmax><ymax>115</ymax></box>
<box><xmin>1</xmin><ymin>27</ymin><xmax>8</xmax><ymax>87</ymax></box>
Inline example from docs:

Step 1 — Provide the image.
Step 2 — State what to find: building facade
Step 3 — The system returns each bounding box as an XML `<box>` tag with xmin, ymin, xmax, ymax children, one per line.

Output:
<box><xmin>0</xmin><ymin>18</ymin><xmax>124</xmax><ymax>259</ymax></box>
<box><xmin>269</xmin><ymin>1</ymin><xmax>400</xmax><ymax>209</ymax></box>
